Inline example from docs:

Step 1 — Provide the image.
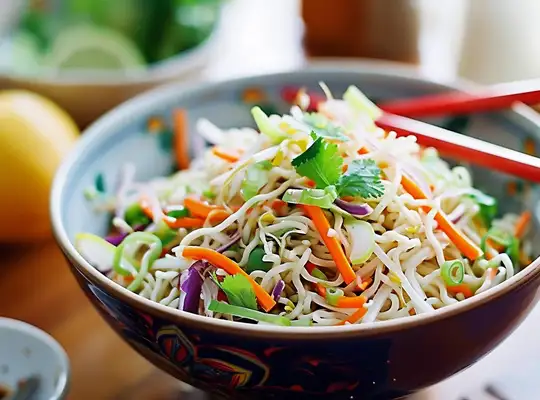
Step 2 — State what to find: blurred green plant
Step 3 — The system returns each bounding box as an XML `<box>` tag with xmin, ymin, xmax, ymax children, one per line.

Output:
<box><xmin>11</xmin><ymin>0</ymin><xmax>222</xmax><ymax>72</ymax></box>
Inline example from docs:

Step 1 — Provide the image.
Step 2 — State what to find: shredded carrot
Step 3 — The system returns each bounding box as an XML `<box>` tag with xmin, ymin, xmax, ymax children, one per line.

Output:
<box><xmin>336</xmin><ymin>295</ymin><xmax>367</xmax><ymax>308</ymax></box>
<box><xmin>515</xmin><ymin>211</ymin><xmax>531</xmax><ymax>239</ymax></box>
<box><xmin>400</xmin><ymin>175</ymin><xmax>427</xmax><ymax>200</ymax></box>
<box><xmin>306</xmin><ymin>179</ymin><xmax>316</xmax><ymax>188</ymax></box>
<box><xmin>173</xmin><ymin>109</ymin><xmax>190</xmax><ymax>170</ymax></box>
<box><xmin>305</xmin><ymin>262</ymin><xmax>328</xmax><ymax>296</ymax></box>
<box><xmin>207</xmin><ymin>209</ymin><xmax>232</xmax><ymax>224</ymax></box>
<box><xmin>336</xmin><ymin>303</ymin><xmax>368</xmax><ymax>326</ymax></box>
<box><xmin>358</xmin><ymin>277</ymin><xmax>373</xmax><ymax>291</ymax></box>
<box><xmin>401</xmin><ymin>175</ymin><xmax>483</xmax><ymax>260</ymax></box>
<box><xmin>140</xmin><ymin>198</ymin><xmax>205</xmax><ymax>229</ymax></box>
<box><xmin>342</xmin><ymin>164</ymin><xmax>349</xmax><ymax>173</ymax></box>
<box><xmin>486</xmin><ymin>239</ymin><xmax>504</xmax><ymax>252</ymax></box>
<box><xmin>357</xmin><ymin>147</ymin><xmax>370</xmax><ymax>155</ymax></box>
<box><xmin>305</xmin><ymin>263</ymin><xmax>369</xmax><ymax>306</ymax></box>
<box><xmin>211</xmin><ymin>147</ymin><xmax>241</xmax><ymax>163</ymax></box>
<box><xmin>314</xmin><ymin>284</ymin><xmax>327</xmax><ymax>298</ymax></box>
<box><xmin>434</xmin><ymin>213</ymin><xmax>483</xmax><ymax>260</ymax></box>
<box><xmin>184</xmin><ymin>197</ymin><xmax>229</xmax><ymax>220</ymax></box>
<box><xmin>301</xmin><ymin>205</ymin><xmax>356</xmax><ymax>284</ymax></box>
<box><xmin>182</xmin><ymin>246</ymin><xmax>276</xmax><ymax>311</ymax></box>
<box><xmin>488</xmin><ymin>268</ymin><xmax>497</xmax><ymax>280</ymax></box>
<box><xmin>447</xmin><ymin>284</ymin><xmax>474</xmax><ymax>298</ymax></box>
<box><xmin>167</xmin><ymin>217</ymin><xmax>205</xmax><ymax>229</ymax></box>
<box><xmin>271</xmin><ymin>199</ymin><xmax>287</xmax><ymax>211</ymax></box>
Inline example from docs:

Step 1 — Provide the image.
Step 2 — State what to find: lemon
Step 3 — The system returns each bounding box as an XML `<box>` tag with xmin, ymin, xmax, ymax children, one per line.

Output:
<box><xmin>0</xmin><ymin>90</ymin><xmax>79</xmax><ymax>241</ymax></box>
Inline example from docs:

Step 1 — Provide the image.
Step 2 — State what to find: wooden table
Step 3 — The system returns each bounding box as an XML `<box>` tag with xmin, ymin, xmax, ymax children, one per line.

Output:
<box><xmin>2</xmin><ymin>1</ymin><xmax>540</xmax><ymax>399</ymax></box>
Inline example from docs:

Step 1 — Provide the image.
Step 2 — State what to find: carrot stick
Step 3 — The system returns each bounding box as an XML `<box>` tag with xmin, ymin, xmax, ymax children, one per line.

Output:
<box><xmin>207</xmin><ymin>209</ymin><xmax>232</xmax><ymax>224</ymax></box>
<box><xmin>447</xmin><ymin>284</ymin><xmax>474</xmax><ymax>298</ymax></box>
<box><xmin>401</xmin><ymin>175</ymin><xmax>483</xmax><ymax>260</ymax></box>
<box><xmin>336</xmin><ymin>295</ymin><xmax>367</xmax><ymax>308</ymax></box>
<box><xmin>184</xmin><ymin>198</ymin><xmax>230</xmax><ymax>220</ymax></box>
<box><xmin>400</xmin><ymin>175</ymin><xmax>427</xmax><ymax>200</ymax></box>
<box><xmin>515</xmin><ymin>211</ymin><xmax>531</xmax><ymax>239</ymax></box>
<box><xmin>211</xmin><ymin>147</ymin><xmax>241</xmax><ymax>163</ymax></box>
<box><xmin>167</xmin><ymin>218</ymin><xmax>205</xmax><ymax>229</ymax></box>
<box><xmin>336</xmin><ymin>305</ymin><xmax>368</xmax><ymax>326</ymax></box>
<box><xmin>182</xmin><ymin>246</ymin><xmax>276</xmax><ymax>311</ymax></box>
<box><xmin>140</xmin><ymin>198</ymin><xmax>204</xmax><ymax>229</ymax></box>
<box><xmin>301</xmin><ymin>205</ymin><xmax>356</xmax><ymax>284</ymax></box>
<box><xmin>173</xmin><ymin>109</ymin><xmax>190</xmax><ymax>170</ymax></box>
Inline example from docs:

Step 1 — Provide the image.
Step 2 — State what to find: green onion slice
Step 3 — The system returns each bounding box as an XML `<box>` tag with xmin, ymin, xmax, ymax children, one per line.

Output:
<box><xmin>325</xmin><ymin>287</ymin><xmax>345</xmax><ymax>306</ymax></box>
<box><xmin>208</xmin><ymin>300</ymin><xmax>291</xmax><ymax>326</ymax></box>
<box><xmin>441</xmin><ymin>260</ymin><xmax>465</xmax><ymax>286</ymax></box>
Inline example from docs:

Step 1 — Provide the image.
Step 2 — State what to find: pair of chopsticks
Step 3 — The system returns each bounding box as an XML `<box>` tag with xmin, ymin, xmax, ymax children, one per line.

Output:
<box><xmin>376</xmin><ymin>78</ymin><xmax>540</xmax><ymax>183</ymax></box>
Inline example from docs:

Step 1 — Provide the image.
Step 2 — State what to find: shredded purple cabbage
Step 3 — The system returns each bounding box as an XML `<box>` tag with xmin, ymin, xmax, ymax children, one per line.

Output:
<box><xmin>180</xmin><ymin>261</ymin><xmax>206</xmax><ymax>313</ymax></box>
<box><xmin>216</xmin><ymin>231</ymin><xmax>242</xmax><ymax>253</ymax></box>
<box><xmin>271</xmin><ymin>280</ymin><xmax>285</xmax><ymax>301</ymax></box>
<box><xmin>334</xmin><ymin>198</ymin><xmax>373</xmax><ymax>217</ymax></box>
<box><xmin>105</xmin><ymin>224</ymin><xmax>146</xmax><ymax>246</ymax></box>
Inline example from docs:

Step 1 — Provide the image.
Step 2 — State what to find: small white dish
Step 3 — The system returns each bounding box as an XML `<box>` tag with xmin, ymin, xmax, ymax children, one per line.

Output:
<box><xmin>0</xmin><ymin>318</ymin><xmax>70</xmax><ymax>400</ymax></box>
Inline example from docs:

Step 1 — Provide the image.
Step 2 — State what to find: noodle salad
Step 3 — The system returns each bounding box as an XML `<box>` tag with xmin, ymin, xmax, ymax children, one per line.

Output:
<box><xmin>76</xmin><ymin>84</ymin><xmax>533</xmax><ymax>327</ymax></box>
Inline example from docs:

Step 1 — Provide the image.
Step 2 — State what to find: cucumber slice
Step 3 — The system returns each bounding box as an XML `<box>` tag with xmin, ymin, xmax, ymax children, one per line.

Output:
<box><xmin>75</xmin><ymin>233</ymin><xmax>135</xmax><ymax>274</ymax></box>
<box><xmin>45</xmin><ymin>24</ymin><xmax>147</xmax><ymax>72</ymax></box>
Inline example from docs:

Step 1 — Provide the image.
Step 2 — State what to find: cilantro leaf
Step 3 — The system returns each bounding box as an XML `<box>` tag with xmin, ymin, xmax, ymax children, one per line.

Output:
<box><xmin>217</xmin><ymin>274</ymin><xmax>258</xmax><ymax>310</ymax></box>
<box><xmin>303</xmin><ymin>112</ymin><xmax>349</xmax><ymax>142</ymax></box>
<box><xmin>292</xmin><ymin>136</ymin><xmax>343</xmax><ymax>189</ymax></box>
<box><xmin>337</xmin><ymin>159</ymin><xmax>384</xmax><ymax>199</ymax></box>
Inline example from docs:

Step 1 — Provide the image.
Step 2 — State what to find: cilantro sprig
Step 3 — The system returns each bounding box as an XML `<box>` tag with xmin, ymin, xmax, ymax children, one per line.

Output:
<box><xmin>291</xmin><ymin>136</ymin><xmax>384</xmax><ymax>199</ymax></box>
<box><xmin>338</xmin><ymin>159</ymin><xmax>384</xmax><ymax>198</ymax></box>
<box><xmin>292</xmin><ymin>136</ymin><xmax>343</xmax><ymax>188</ymax></box>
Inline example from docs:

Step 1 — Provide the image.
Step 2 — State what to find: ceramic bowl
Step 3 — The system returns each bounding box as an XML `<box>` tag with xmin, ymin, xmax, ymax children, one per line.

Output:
<box><xmin>51</xmin><ymin>64</ymin><xmax>540</xmax><ymax>399</ymax></box>
<box><xmin>0</xmin><ymin>318</ymin><xmax>70</xmax><ymax>400</ymax></box>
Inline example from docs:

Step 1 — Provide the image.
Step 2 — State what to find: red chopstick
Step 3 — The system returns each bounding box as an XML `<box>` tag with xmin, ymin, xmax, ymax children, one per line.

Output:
<box><xmin>376</xmin><ymin>113</ymin><xmax>540</xmax><ymax>183</ymax></box>
<box><xmin>378</xmin><ymin>79</ymin><xmax>540</xmax><ymax>118</ymax></box>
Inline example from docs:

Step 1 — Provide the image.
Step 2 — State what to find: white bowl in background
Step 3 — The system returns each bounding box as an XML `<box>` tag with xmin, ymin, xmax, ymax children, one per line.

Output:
<box><xmin>0</xmin><ymin>318</ymin><xmax>70</xmax><ymax>400</ymax></box>
<box><xmin>0</xmin><ymin>27</ymin><xmax>218</xmax><ymax>128</ymax></box>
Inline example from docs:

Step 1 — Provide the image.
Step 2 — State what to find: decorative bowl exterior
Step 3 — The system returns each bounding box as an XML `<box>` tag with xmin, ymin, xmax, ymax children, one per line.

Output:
<box><xmin>51</xmin><ymin>65</ymin><xmax>540</xmax><ymax>399</ymax></box>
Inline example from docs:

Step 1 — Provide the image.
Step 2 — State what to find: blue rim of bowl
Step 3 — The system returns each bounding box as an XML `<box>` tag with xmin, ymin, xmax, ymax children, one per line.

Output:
<box><xmin>0</xmin><ymin>318</ymin><xmax>70</xmax><ymax>399</ymax></box>
<box><xmin>51</xmin><ymin>62</ymin><xmax>540</xmax><ymax>340</ymax></box>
